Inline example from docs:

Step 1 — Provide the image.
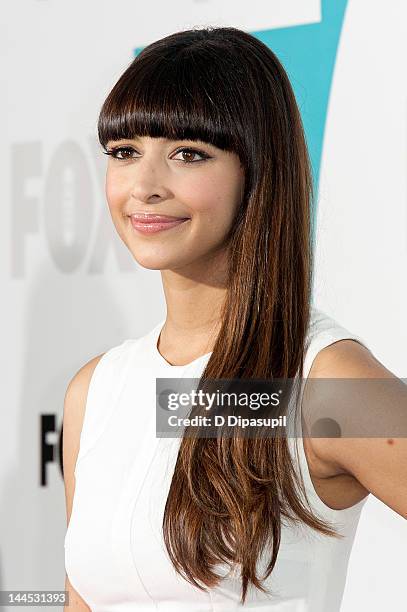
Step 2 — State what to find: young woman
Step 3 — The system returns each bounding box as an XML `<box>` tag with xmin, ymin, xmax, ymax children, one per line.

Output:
<box><xmin>63</xmin><ymin>26</ymin><xmax>406</xmax><ymax>611</ymax></box>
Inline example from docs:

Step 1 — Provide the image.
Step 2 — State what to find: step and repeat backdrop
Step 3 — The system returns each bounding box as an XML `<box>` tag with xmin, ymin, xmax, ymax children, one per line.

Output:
<box><xmin>1</xmin><ymin>1</ymin><xmax>406</xmax><ymax>610</ymax></box>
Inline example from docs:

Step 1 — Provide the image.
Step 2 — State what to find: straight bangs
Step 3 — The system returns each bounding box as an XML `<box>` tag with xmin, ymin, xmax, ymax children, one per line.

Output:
<box><xmin>97</xmin><ymin>45</ymin><xmax>246</xmax><ymax>163</ymax></box>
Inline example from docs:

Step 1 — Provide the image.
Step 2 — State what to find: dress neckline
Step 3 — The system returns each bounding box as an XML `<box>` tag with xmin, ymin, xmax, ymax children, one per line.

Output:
<box><xmin>151</xmin><ymin>320</ymin><xmax>212</xmax><ymax>369</ymax></box>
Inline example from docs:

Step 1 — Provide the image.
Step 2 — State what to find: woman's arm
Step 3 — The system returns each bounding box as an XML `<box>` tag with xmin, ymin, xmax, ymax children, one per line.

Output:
<box><xmin>305</xmin><ymin>339</ymin><xmax>407</xmax><ymax>519</ymax></box>
<box><xmin>62</xmin><ymin>354</ymin><xmax>105</xmax><ymax>611</ymax></box>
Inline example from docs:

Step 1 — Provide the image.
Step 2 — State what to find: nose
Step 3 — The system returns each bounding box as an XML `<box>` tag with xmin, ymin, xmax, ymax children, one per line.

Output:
<box><xmin>129</xmin><ymin>156</ymin><xmax>170</xmax><ymax>204</ymax></box>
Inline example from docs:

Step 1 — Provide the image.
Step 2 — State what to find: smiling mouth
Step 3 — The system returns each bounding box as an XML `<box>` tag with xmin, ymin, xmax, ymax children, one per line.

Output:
<box><xmin>128</xmin><ymin>213</ymin><xmax>190</xmax><ymax>222</ymax></box>
<box><xmin>128</xmin><ymin>215</ymin><xmax>190</xmax><ymax>234</ymax></box>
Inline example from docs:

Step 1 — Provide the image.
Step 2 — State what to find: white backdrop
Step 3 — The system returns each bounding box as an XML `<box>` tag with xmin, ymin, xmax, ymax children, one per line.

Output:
<box><xmin>1</xmin><ymin>1</ymin><xmax>406</xmax><ymax>610</ymax></box>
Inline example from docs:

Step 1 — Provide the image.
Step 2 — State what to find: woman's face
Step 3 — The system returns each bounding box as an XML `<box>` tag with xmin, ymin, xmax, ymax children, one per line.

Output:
<box><xmin>105</xmin><ymin>136</ymin><xmax>245</xmax><ymax>271</ymax></box>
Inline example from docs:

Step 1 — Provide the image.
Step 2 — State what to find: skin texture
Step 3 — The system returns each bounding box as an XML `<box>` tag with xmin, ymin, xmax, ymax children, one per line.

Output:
<box><xmin>304</xmin><ymin>339</ymin><xmax>407</xmax><ymax>518</ymax></box>
<box><xmin>105</xmin><ymin>136</ymin><xmax>245</xmax><ymax>361</ymax></box>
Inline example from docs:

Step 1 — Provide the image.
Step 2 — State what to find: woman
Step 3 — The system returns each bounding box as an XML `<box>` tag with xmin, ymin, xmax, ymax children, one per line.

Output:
<box><xmin>63</xmin><ymin>26</ymin><xmax>406</xmax><ymax>611</ymax></box>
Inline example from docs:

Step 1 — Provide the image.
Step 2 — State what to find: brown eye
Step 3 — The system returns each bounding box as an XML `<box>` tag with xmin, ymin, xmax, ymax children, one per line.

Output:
<box><xmin>172</xmin><ymin>147</ymin><xmax>210</xmax><ymax>164</ymax></box>
<box><xmin>103</xmin><ymin>147</ymin><xmax>136</xmax><ymax>160</ymax></box>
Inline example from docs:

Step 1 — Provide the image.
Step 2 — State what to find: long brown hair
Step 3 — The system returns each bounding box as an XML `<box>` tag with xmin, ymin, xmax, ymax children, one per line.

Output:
<box><xmin>98</xmin><ymin>26</ymin><xmax>341</xmax><ymax>604</ymax></box>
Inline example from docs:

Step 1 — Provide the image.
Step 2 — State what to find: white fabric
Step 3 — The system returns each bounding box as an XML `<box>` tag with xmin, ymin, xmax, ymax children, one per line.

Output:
<box><xmin>64</xmin><ymin>306</ymin><xmax>369</xmax><ymax>611</ymax></box>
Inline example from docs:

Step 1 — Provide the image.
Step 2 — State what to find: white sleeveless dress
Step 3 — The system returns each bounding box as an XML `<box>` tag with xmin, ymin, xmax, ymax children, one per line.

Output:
<box><xmin>64</xmin><ymin>306</ymin><xmax>370</xmax><ymax>611</ymax></box>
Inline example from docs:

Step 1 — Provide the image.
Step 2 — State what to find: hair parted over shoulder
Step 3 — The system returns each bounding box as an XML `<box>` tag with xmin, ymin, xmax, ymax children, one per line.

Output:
<box><xmin>98</xmin><ymin>26</ymin><xmax>338</xmax><ymax>605</ymax></box>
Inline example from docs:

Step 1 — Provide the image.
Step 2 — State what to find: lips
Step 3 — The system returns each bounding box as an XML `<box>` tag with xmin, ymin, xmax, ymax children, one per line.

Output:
<box><xmin>128</xmin><ymin>213</ymin><xmax>190</xmax><ymax>223</ymax></box>
<box><xmin>128</xmin><ymin>213</ymin><xmax>190</xmax><ymax>234</ymax></box>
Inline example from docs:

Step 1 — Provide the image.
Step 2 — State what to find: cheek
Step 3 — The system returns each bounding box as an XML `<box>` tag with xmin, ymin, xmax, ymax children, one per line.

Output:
<box><xmin>186</xmin><ymin>175</ymin><xmax>237</xmax><ymax>221</ymax></box>
<box><xmin>105</xmin><ymin>172</ymin><xmax>127</xmax><ymax>212</ymax></box>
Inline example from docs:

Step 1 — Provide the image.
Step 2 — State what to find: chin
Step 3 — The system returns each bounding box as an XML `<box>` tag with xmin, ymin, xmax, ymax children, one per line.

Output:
<box><xmin>136</xmin><ymin>262</ymin><xmax>166</xmax><ymax>271</ymax></box>
<box><xmin>128</xmin><ymin>251</ymin><xmax>173</xmax><ymax>271</ymax></box>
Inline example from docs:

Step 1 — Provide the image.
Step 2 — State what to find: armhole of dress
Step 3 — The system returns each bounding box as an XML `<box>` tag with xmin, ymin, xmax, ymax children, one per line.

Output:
<box><xmin>73</xmin><ymin>339</ymin><xmax>135</xmax><ymax>475</ymax></box>
<box><xmin>289</xmin><ymin>326</ymin><xmax>371</xmax><ymax>521</ymax></box>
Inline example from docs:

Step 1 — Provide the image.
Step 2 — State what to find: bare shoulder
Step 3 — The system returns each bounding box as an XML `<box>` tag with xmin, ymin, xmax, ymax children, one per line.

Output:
<box><xmin>64</xmin><ymin>353</ymin><xmax>106</xmax><ymax>412</ymax></box>
<box><xmin>303</xmin><ymin>338</ymin><xmax>407</xmax><ymax>518</ymax></box>
<box><xmin>62</xmin><ymin>354</ymin><xmax>105</xmax><ymax>611</ymax></box>
<box><xmin>62</xmin><ymin>352</ymin><xmax>105</xmax><ymax>519</ymax></box>
<box><xmin>309</xmin><ymin>338</ymin><xmax>394</xmax><ymax>378</ymax></box>
<box><xmin>305</xmin><ymin>337</ymin><xmax>395</xmax><ymax>475</ymax></box>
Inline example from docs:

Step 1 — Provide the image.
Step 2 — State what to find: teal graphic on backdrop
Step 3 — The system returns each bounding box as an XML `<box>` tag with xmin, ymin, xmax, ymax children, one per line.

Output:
<box><xmin>133</xmin><ymin>0</ymin><xmax>349</xmax><ymax>244</ymax></box>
